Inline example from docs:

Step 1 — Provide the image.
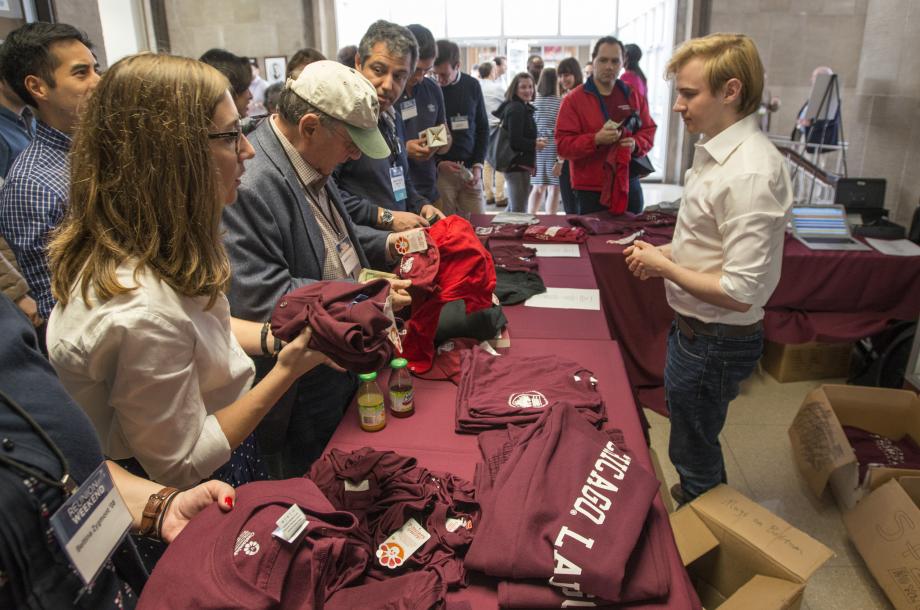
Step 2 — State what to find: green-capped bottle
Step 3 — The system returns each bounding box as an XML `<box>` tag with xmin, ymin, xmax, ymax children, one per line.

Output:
<box><xmin>388</xmin><ymin>358</ymin><xmax>415</xmax><ymax>418</ymax></box>
<box><xmin>357</xmin><ymin>371</ymin><xmax>386</xmax><ymax>432</ymax></box>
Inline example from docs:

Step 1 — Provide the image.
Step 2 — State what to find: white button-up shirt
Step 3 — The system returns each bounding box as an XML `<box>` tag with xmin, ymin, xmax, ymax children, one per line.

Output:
<box><xmin>666</xmin><ymin>114</ymin><xmax>793</xmax><ymax>325</ymax></box>
<box><xmin>47</xmin><ymin>262</ymin><xmax>255</xmax><ymax>488</ymax></box>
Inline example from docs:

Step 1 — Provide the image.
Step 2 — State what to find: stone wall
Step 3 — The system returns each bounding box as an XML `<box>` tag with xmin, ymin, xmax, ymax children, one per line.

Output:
<box><xmin>709</xmin><ymin>0</ymin><xmax>919</xmax><ymax>225</ymax></box>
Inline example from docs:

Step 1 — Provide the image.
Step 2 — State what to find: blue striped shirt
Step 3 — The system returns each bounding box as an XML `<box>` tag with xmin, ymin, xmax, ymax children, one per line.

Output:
<box><xmin>0</xmin><ymin>120</ymin><xmax>71</xmax><ymax>319</ymax></box>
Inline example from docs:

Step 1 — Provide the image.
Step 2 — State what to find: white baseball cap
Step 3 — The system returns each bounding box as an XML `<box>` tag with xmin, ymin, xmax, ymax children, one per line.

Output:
<box><xmin>285</xmin><ymin>60</ymin><xmax>389</xmax><ymax>159</ymax></box>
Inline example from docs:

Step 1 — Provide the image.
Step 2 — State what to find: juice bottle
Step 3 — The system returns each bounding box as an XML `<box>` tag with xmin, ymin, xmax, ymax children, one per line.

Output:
<box><xmin>357</xmin><ymin>372</ymin><xmax>386</xmax><ymax>432</ymax></box>
<box><xmin>388</xmin><ymin>358</ymin><xmax>415</xmax><ymax>418</ymax></box>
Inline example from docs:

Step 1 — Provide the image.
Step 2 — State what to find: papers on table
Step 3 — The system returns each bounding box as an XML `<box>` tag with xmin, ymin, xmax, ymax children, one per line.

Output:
<box><xmin>524</xmin><ymin>288</ymin><xmax>601</xmax><ymax>310</ymax></box>
<box><xmin>865</xmin><ymin>238</ymin><xmax>920</xmax><ymax>256</ymax></box>
<box><xmin>492</xmin><ymin>212</ymin><xmax>539</xmax><ymax>225</ymax></box>
<box><xmin>523</xmin><ymin>243</ymin><xmax>581</xmax><ymax>257</ymax></box>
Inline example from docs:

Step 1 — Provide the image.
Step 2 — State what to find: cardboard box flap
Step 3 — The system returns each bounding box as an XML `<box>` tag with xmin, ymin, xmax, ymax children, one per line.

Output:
<box><xmin>842</xmin><ymin>479</ymin><xmax>920</xmax><ymax>610</ymax></box>
<box><xmin>690</xmin><ymin>485</ymin><xmax>834</xmax><ymax>583</ymax></box>
<box><xmin>789</xmin><ymin>391</ymin><xmax>855</xmax><ymax>497</ymax></box>
<box><xmin>718</xmin><ymin>575</ymin><xmax>804</xmax><ymax>610</ymax></box>
<box><xmin>897</xmin><ymin>476</ymin><xmax>920</xmax><ymax>505</ymax></box>
<box><xmin>821</xmin><ymin>384</ymin><xmax>920</xmax><ymax>441</ymax></box>
<box><xmin>670</xmin><ymin>504</ymin><xmax>719</xmax><ymax>566</ymax></box>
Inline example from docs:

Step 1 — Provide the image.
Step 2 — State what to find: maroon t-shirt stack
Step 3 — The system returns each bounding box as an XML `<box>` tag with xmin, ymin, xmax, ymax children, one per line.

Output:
<box><xmin>522</xmin><ymin>225</ymin><xmax>588</xmax><ymax>243</ymax></box>
<box><xmin>455</xmin><ymin>346</ymin><xmax>606</xmax><ymax>433</ymax></box>
<box><xmin>138</xmin><ymin>478</ymin><xmax>371</xmax><ymax>610</ymax></box>
<box><xmin>489</xmin><ymin>244</ymin><xmax>539</xmax><ymax>273</ymax></box>
<box><xmin>308</xmin><ymin>447</ymin><xmax>480</xmax><ymax>588</ymax></box>
<box><xmin>477</xmin><ymin>224</ymin><xmax>529</xmax><ymax>240</ymax></box>
<box><xmin>843</xmin><ymin>425</ymin><xmax>920</xmax><ymax>483</ymax></box>
<box><xmin>270</xmin><ymin>279</ymin><xmax>394</xmax><ymax>372</ymax></box>
<box><xmin>465</xmin><ymin>403</ymin><xmax>664</xmax><ymax>604</ymax></box>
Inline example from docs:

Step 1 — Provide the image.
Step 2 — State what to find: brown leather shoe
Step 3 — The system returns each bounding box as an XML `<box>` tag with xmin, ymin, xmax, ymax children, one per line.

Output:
<box><xmin>670</xmin><ymin>483</ymin><xmax>689</xmax><ymax>507</ymax></box>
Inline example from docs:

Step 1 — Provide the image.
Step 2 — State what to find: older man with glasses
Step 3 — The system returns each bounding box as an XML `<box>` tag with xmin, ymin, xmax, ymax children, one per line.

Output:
<box><xmin>221</xmin><ymin>60</ymin><xmax>412</xmax><ymax>479</ymax></box>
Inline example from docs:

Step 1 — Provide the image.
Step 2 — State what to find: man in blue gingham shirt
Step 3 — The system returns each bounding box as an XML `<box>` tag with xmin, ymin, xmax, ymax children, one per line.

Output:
<box><xmin>0</xmin><ymin>23</ymin><xmax>99</xmax><ymax>321</ymax></box>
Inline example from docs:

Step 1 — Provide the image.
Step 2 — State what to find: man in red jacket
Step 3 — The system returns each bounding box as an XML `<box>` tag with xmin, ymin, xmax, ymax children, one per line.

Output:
<box><xmin>556</xmin><ymin>36</ymin><xmax>656</xmax><ymax>215</ymax></box>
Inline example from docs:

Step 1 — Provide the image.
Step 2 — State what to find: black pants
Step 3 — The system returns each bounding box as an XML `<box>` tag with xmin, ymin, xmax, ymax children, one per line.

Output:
<box><xmin>574</xmin><ymin>177</ymin><xmax>644</xmax><ymax>215</ymax></box>
<box><xmin>560</xmin><ymin>160</ymin><xmax>577</xmax><ymax>214</ymax></box>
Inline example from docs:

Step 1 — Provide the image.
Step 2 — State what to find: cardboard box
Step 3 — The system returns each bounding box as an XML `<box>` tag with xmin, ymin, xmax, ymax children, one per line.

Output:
<box><xmin>788</xmin><ymin>384</ymin><xmax>920</xmax><ymax>509</ymax></box>
<box><xmin>648</xmin><ymin>446</ymin><xmax>674</xmax><ymax>513</ymax></box>
<box><xmin>670</xmin><ymin>485</ymin><xmax>833</xmax><ymax>609</ymax></box>
<box><xmin>843</xmin><ymin>477</ymin><xmax>920</xmax><ymax>609</ymax></box>
<box><xmin>761</xmin><ymin>340</ymin><xmax>852</xmax><ymax>383</ymax></box>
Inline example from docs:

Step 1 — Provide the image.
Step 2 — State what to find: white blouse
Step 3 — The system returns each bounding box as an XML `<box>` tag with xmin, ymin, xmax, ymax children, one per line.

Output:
<box><xmin>47</xmin><ymin>262</ymin><xmax>255</xmax><ymax>488</ymax></box>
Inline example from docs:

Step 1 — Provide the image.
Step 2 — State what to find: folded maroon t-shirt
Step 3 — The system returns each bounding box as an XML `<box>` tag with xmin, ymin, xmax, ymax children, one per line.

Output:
<box><xmin>455</xmin><ymin>346</ymin><xmax>605</xmax><ymax>433</ymax></box>
<box><xmin>270</xmin><ymin>279</ymin><xmax>394</xmax><ymax>372</ymax></box>
<box><xmin>466</xmin><ymin>403</ymin><xmax>660</xmax><ymax>603</ymax></box>
<box><xmin>412</xmin><ymin>338</ymin><xmax>481</xmax><ymax>384</ymax></box>
<box><xmin>523</xmin><ymin>225</ymin><xmax>587</xmax><ymax>243</ymax></box>
<box><xmin>138</xmin><ymin>478</ymin><xmax>368</xmax><ymax>610</ymax></box>
<box><xmin>489</xmin><ymin>244</ymin><xmax>539</xmax><ymax>273</ymax></box>
<box><xmin>308</xmin><ymin>447</ymin><xmax>480</xmax><ymax>588</ymax></box>
<box><xmin>843</xmin><ymin>425</ymin><xmax>920</xmax><ymax>483</ymax></box>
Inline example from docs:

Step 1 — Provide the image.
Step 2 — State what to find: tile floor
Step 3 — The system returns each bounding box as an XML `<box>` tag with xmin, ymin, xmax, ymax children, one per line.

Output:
<box><xmin>646</xmin><ymin>369</ymin><xmax>893</xmax><ymax>609</ymax></box>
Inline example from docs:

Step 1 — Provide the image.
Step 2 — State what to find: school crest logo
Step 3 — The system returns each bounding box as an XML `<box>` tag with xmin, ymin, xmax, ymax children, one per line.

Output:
<box><xmin>400</xmin><ymin>256</ymin><xmax>415</xmax><ymax>274</ymax></box>
<box><xmin>508</xmin><ymin>391</ymin><xmax>549</xmax><ymax>409</ymax></box>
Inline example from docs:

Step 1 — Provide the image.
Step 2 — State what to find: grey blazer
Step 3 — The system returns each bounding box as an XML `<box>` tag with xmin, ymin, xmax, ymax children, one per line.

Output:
<box><xmin>222</xmin><ymin>118</ymin><xmax>390</xmax><ymax>322</ymax></box>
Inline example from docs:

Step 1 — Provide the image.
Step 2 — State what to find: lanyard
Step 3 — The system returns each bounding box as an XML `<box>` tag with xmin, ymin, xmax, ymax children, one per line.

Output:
<box><xmin>0</xmin><ymin>389</ymin><xmax>76</xmax><ymax>496</ymax></box>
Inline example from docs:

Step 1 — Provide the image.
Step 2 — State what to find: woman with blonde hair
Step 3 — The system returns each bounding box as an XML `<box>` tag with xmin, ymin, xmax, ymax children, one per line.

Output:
<box><xmin>46</xmin><ymin>53</ymin><xmax>327</xmax><ymax>500</ymax></box>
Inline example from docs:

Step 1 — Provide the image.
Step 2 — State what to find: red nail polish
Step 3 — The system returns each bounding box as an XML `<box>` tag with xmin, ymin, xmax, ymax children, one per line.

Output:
<box><xmin>224</xmin><ymin>497</ymin><xmax>234</xmax><ymax>508</ymax></box>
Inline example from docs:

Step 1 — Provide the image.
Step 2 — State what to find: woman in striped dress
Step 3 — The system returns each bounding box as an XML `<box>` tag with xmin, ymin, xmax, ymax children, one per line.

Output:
<box><xmin>528</xmin><ymin>68</ymin><xmax>562</xmax><ymax>214</ymax></box>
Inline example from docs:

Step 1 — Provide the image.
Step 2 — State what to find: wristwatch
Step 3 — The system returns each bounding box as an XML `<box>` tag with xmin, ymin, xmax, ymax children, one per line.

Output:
<box><xmin>380</xmin><ymin>207</ymin><xmax>394</xmax><ymax>229</ymax></box>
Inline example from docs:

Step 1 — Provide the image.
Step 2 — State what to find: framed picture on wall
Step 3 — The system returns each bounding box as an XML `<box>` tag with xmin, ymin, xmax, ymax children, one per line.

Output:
<box><xmin>264</xmin><ymin>56</ymin><xmax>287</xmax><ymax>84</ymax></box>
<box><xmin>0</xmin><ymin>0</ymin><xmax>24</xmax><ymax>18</ymax></box>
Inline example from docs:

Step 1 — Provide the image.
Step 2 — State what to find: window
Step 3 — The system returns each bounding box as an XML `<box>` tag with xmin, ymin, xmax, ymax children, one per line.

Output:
<box><xmin>333</xmin><ymin>0</ymin><xmax>678</xmax><ymax>180</ymax></box>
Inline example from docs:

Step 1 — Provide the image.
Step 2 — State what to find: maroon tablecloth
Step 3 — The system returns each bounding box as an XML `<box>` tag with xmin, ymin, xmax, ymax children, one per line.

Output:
<box><xmin>325</xmin><ymin>337</ymin><xmax>700</xmax><ymax>609</ymax></box>
<box><xmin>587</xmin><ymin>231</ymin><xmax>920</xmax><ymax>414</ymax></box>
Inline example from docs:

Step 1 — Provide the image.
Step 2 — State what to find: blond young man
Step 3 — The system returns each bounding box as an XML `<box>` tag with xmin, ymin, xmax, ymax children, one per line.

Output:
<box><xmin>625</xmin><ymin>34</ymin><xmax>792</xmax><ymax>503</ymax></box>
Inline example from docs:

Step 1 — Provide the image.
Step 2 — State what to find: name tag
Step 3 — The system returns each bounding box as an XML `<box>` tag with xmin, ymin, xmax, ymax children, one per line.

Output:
<box><xmin>400</xmin><ymin>98</ymin><xmax>418</xmax><ymax>120</ymax></box>
<box><xmin>389</xmin><ymin>165</ymin><xmax>407</xmax><ymax>202</ymax></box>
<box><xmin>335</xmin><ymin>235</ymin><xmax>361</xmax><ymax>279</ymax></box>
<box><xmin>50</xmin><ymin>463</ymin><xmax>132</xmax><ymax>585</ymax></box>
<box><xmin>450</xmin><ymin>115</ymin><xmax>469</xmax><ymax>131</ymax></box>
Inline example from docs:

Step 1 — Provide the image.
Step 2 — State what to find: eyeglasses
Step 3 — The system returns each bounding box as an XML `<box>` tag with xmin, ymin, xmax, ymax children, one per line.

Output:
<box><xmin>208</xmin><ymin>121</ymin><xmax>243</xmax><ymax>154</ymax></box>
<box><xmin>326</xmin><ymin>121</ymin><xmax>360</xmax><ymax>155</ymax></box>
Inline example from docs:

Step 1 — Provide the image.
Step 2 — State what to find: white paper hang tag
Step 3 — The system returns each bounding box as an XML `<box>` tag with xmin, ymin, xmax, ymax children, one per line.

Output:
<box><xmin>272</xmin><ymin>504</ymin><xmax>309</xmax><ymax>543</ymax></box>
<box><xmin>344</xmin><ymin>479</ymin><xmax>370</xmax><ymax>492</ymax></box>
<box><xmin>383</xmin><ymin>296</ymin><xmax>403</xmax><ymax>353</ymax></box>
<box><xmin>50</xmin><ymin>462</ymin><xmax>132</xmax><ymax>585</ymax></box>
<box><xmin>376</xmin><ymin>517</ymin><xmax>431</xmax><ymax>569</ymax></box>
<box><xmin>608</xmin><ymin>230</ymin><xmax>645</xmax><ymax>246</ymax></box>
<box><xmin>393</xmin><ymin>228</ymin><xmax>428</xmax><ymax>255</ymax></box>
<box><xmin>545</xmin><ymin>226</ymin><xmax>561</xmax><ymax>237</ymax></box>
<box><xmin>445</xmin><ymin>516</ymin><xmax>474</xmax><ymax>533</ymax></box>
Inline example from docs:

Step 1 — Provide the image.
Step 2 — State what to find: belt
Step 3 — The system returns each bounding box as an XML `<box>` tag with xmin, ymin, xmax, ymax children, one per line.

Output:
<box><xmin>675</xmin><ymin>313</ymin><xmax>762</xmax><ymax>341</ymax></box>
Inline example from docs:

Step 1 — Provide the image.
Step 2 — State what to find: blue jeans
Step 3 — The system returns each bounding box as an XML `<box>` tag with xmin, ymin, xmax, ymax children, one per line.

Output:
<box><xmin>665</xmin><ymin>320</ymin><xmax>763</xmax><ymax>500</ymax></box>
